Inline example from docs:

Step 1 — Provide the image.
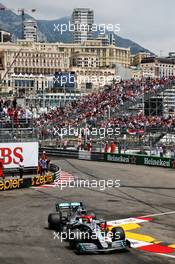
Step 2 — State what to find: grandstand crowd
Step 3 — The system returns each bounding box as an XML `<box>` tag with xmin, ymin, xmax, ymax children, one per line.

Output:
<box><xmin>0</xmin><ymin>77</ymin><xmax>175</xmax><ymax>137</ymax></box>
<box><xmin>34</xmin><ymin>77</ymin><xmax>175</xmax><ymax>138</ymax></box>
<box><xmin>0</xmin><ymin>97</ymin><xmax>33</xmax><ymax>128</ymax></box>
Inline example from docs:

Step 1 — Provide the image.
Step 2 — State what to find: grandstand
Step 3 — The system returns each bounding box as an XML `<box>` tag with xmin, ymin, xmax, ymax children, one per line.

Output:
<box><xmin>0</xmin><ymin>98</ymin><xmax>38</xmax><ymax>142</ymax></box>
<box><xmin>1</xmin><ymin>77</ymin><xmax>175</xmax><ymax>152</ymax></box>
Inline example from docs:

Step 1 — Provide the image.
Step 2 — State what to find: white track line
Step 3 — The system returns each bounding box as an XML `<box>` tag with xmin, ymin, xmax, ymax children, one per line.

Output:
<box><xmin>158</xmin><ymin>253</ymin><xmax>175</xmax><ymax>259</ymax></box>
<box><xmin>141</xmin><ymin>211</ymin><xmax>175</xmax><ymax>218</ymax></box>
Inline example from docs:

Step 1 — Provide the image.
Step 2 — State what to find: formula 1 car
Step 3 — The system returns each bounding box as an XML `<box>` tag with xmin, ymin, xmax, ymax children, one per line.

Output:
<box><xmin>48</xmin><ymin>202</ymin><xmax>95</xmax><ymax>231</ymax></box>
<box><xmin>48</xmin><ymin>202</ymin><xmax>130</xmax><ymax>253</ymax></box>
<box><xmin>68</xmin><ymin>216</ymin><xmax>130</xmax><ymax>253</ymax></box>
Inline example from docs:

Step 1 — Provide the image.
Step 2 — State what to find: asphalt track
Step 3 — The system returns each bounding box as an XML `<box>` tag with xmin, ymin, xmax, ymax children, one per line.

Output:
<box><xmin>0</xmin><ymin>158</ymin><xmax>175</xmax><ymax>264</ymax></box>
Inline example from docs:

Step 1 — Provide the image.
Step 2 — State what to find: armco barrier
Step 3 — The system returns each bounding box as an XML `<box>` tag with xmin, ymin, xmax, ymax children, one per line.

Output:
<box><xmin>40</xmin><ymin>147</ymin><xmax>175</xmax><ymax>170</ymax></box>
<box><xmin>91</xmin><ymin>152</ymin><xmax>105</xmax><ymax>161</ymax></box>
<box><xmin>41</xmin><ymin>148</ymin><xmax>104</xmax><ymax>161</ymax></box>
<box><xmin>104</xmin><ymin>153</ymin><xmax>175</xmax><ymax>168</ymax></box>
<box><xmin>40</xmin><ymin>147</ymin><xmax>78</xmax><ymax>159</ymax></box>
<box><xmin>78</xmin><ymin>151</ymin><xmax>105</xmax><ymax>161</ymax></box>
<box><xmin>0</xmin><ymin>163</ymin><xmax>60</xmax><ymax>192</ymax></box>
<box><xmin>50</xmin><ymin>163</ymin><xmax>61</xmax><ymax>181</ymax></box>
<box><xmin>4</xmin><ymin>167</ymin><xmax>37</xmax><ymax>177</ymax></box>
<box><xmin>79</xmin><ymin>150</ymin><xmax>91</xmax><ymax>160</ymax></box>
<box><xmin>0</xmin><ymin>174</ymin><xmax>54</xmax><ymax>191</ymax></box>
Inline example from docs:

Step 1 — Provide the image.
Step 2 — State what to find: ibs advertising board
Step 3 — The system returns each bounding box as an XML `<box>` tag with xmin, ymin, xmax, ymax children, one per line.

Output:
<box><xmin>0</xmin><ymin>142</ymin><xmax>39</xmax><ymax>169</ymax></box>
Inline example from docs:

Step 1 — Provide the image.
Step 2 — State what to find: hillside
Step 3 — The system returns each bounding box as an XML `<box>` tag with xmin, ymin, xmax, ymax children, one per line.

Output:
<box><xmin>0</xmin><ymin>3</ymin><xmax>152</xmax><ymax>54</ymax></box>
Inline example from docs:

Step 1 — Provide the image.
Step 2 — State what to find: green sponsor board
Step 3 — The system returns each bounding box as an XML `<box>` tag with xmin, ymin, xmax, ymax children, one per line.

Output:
<box><xmin>104</xmin><ymin>153</ymin><xmax>174</xmax><ymax>169</ymax></box>
<box><xmin>143</xmin><ymin>157</ymin><xmax>171</xmax><ymax>167</ymax></box>
<box><xmin>106</xmin><ymin>154</ymin><xmax>130</xmax><ymax>163</ymax></box>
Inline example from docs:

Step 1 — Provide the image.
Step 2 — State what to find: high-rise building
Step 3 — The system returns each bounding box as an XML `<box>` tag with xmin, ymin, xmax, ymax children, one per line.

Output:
<box><xmin>71</xmin><ymin>8</ymin><xmax>94</xmax><ymax>43</ymax></box>
<box><xmin>23</xmin><ymin>19</ymin><xmax>38</xmax><ymax>42</ymax></box>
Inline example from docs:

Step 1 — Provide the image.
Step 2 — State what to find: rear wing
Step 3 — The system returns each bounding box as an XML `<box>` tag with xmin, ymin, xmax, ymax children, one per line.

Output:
<box><xmin>56</xmin><ymin>202</ymin><xmax>83</xmax><ymax>211</ymax></box>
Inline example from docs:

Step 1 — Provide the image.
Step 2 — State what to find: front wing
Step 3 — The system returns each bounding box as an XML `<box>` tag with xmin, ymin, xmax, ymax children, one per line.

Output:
<box><xmin>76</xmin><ymin>240</ymin><xmax>127</xmax><ymax>253</ymax></box>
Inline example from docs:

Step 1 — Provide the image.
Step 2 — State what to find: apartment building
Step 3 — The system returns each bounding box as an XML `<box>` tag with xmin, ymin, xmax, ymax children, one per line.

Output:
<box><xmin>0</xmin><ymin>39</ymin><xmax>130</xmax><ymax>93</ymax></box>
<box><xmin>141</xmin><ymin>57</ymin><xmax>175</xmax><ymax>78</ymax></box>
<box><xmin>71</xmin><ymin>8</ymin><xmax>94</xmax><ymax>43</ymax></box>
<box><xmin>23</xmin><ymin>19</ymin><xmax>38</xmax><ymax>42</ymax></box>
<box><xmin>132</xmin><ymin>51</ymin><xmax>151</xmax><ymax>66</ymax></box>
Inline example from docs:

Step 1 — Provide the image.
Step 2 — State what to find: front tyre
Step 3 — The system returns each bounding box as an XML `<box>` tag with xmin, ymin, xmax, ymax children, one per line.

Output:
<box><xmin>48</xmin><ymin>213</ymin><xmax>61</xmax><ymax>230</ymax></box>
<box><xmin>111</xmin><ymin>226</ymin><xmax>125</xmax><ymax>241</ymax></box>
<box><xmin>69</xmin><ymin>228</ymin><xmax>83</xmax><ymax>249</ymax></box>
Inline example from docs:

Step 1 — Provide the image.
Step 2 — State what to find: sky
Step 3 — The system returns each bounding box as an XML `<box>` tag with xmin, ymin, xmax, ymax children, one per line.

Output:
<box><xmin>1</xmin><ymin>0</ymin><xmax>175</xmax><ymax>56</ymax></box>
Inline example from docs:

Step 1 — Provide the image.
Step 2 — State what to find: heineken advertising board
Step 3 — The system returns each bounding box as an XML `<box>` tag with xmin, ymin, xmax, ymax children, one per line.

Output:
<box><xmin>104</xmin><ymin>153</ymin><xmax>174</xmax><ymax>169</ymax></box>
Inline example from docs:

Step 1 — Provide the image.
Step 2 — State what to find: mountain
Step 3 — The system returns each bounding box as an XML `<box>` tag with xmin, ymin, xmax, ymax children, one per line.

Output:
<box><xmin>37</xmin><ymin>17</ymin><xmax>72</xmax><ymax>43</ymax></box>
<box><xmin>0</xmin><ymin>4</ymin><xmax>153</xmax><ymax>54</ymax></box>
<box><xmin>0</xmin><ymin>4</ymin><xmax>33</xmax><ymax>39</ymax></box>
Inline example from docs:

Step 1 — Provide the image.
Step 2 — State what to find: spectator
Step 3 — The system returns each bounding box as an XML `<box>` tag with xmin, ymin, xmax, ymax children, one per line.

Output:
<box><xmin>63</xmin><ymin>140</ymin><xmax>68</xmax><ymax>150</ymax></box>
<box><xmin>87</xmin><ymin>139</ymin><xmax>92</xmax><ymax>152</ymax></box>
<box><xmin>0</xmin><ymin>158</ymin><xmax>4</xmax><ymax>180</ymax></box>
<box><xmin>41</xmin><ymin>151</ymin><xmax>48</xmax><ymax>161</ymax></box>
<box><xmin>162</xmin><ymin>145</ymin><xmax>167</xmax><ymax>157</ymax></box>
<box><xmin>12</xmin><ymin>98</ymin><xmax>17</xmax><ymax>109</ymax></box>
<box><xmin>170</xmin><ymin>148</ymin><xmax>174</xmax><ymax>159</ymax></box>
<box><xmin>18</xmin><ymin>158</ymin><xmax>24</xmax><ymax>179</ymax></box>
<box><xmin>118</xmin><ymin>142</ymin><xmax>122</xmax><ymax>154</ymax></box>
<box><xmin>77</xmin><ymin>137</ymin><xmax>82</xmax><ymax>150</ymax></box>
<box><xmin>155</xmin><ymin>145</ymin><xmax>159</xmax><ymax>156</ymax></box>
<box><xmin>172</xmin><ymin>159</ymin><xmax>175</xmax><ymax>169</ymax></box>
<box><xmin>159</xmin><ymin>146</ymin><xmax>163</xmax><ymax>157</ymax></box>
<box><xmin>38</xmin><ymin>158</ymin><xmax>43</xmax><ymax>176</ymax></box>
<box><xmin>110</xmin><ymin>141</ymin><xmax>116</xmax><ymax>153</ymax></box>
<box><xmin>123</xmin><ymin>143</ymin><xmax>128</xmax><ymax>154</ymax></box>
<box><xmin>46</xmin><ymin>158</ymin><xmax>50</xmax><ymax>172</ymax></box>
<box><xmin>42</xmin><ymin>159</ymin><xmax>47</xmax><ymax>175</ymax></box>
<box><xmin>105</xmin><ymin>141</ymin><xmax>109</xmax><ymax>153</ymax></box>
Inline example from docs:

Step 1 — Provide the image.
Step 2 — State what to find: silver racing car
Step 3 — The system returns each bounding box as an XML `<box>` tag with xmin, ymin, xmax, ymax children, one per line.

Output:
<box><xmin>68</xmin><ymin>215</ymin><xmax>131</xmax><ymax>253</ymax></box>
